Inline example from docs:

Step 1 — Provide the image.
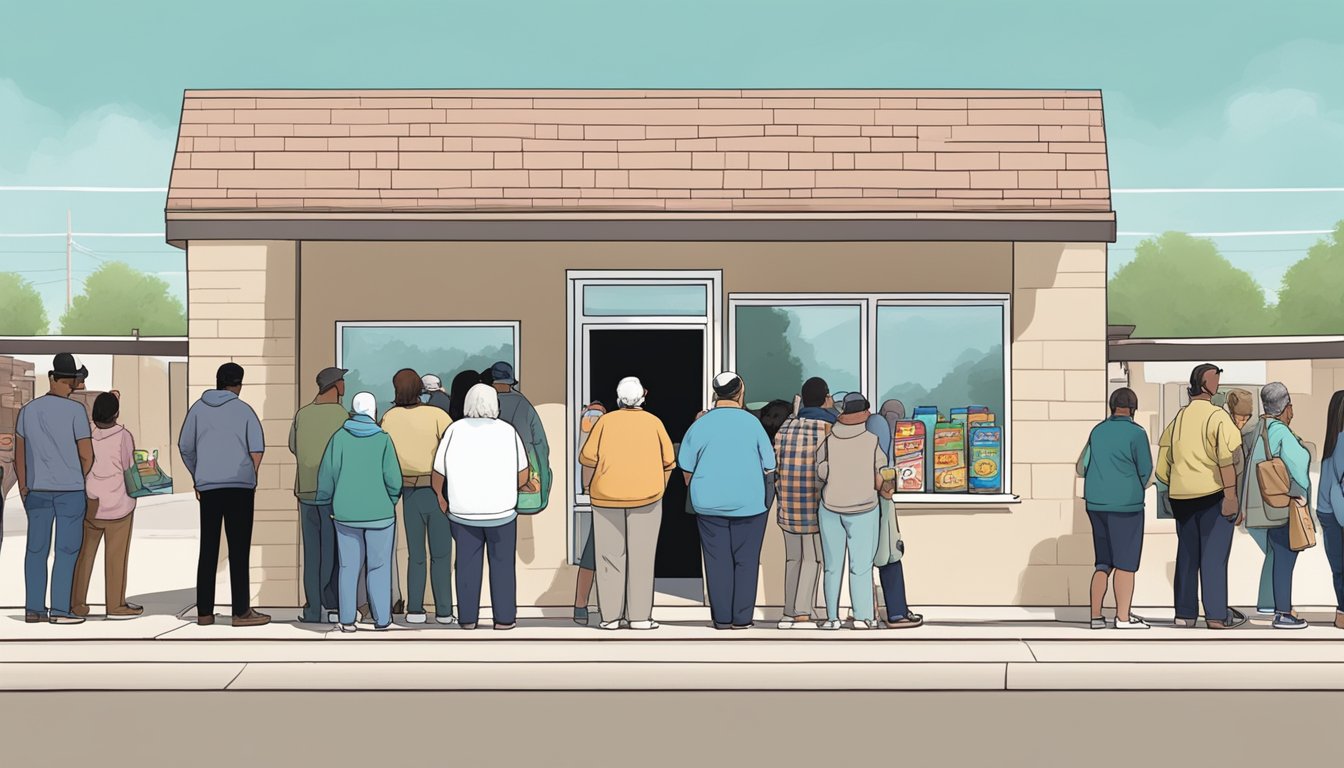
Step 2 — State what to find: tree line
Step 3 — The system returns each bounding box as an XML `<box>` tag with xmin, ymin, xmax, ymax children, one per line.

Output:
<box><xmin>0</xmin><ymin>261</ymin><xmax>185</xmax><ymax>336</ymax></box>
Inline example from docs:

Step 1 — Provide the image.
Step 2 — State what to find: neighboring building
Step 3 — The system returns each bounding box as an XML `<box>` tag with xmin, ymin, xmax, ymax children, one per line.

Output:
<box><xmin>165</xmin><ymin>88</ymin><xmax>1115</xmax><ymax>609</ymax></box>
<box><xmin>1108</xmin><ymin>328</ymin><xmax>1344</xmax><ymax>608</ymax></box>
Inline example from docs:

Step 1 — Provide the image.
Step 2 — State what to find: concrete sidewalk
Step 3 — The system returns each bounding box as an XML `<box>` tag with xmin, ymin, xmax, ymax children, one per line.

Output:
<box><xmin>4</xmin><ymin>605</ymin><xmax>1344</xmax><ymax>692</ymax></box>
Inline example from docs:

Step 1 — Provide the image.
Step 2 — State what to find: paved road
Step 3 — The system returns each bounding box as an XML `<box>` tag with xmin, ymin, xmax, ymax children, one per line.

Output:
<box><xmin>0</xmin><ymin>691</ymin><xmax>1337</xmax><ymax>764</ymax></box>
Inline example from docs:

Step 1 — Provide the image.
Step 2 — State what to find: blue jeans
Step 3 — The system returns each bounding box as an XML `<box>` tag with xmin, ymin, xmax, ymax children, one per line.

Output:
<box><xmin>1172</xmin><ymin>493</ymin><xmax>1235</xmax><ymax>623</ymax></box>
<box><xmin>335</xmin><ymin>520</ymin><xmax>395</xmax><ymax>627</ymax></box>
<box><xmin>299</xmin><ymin>502</ymin><xmax>338</xmax><ymax>622</ymax></box>
<box><xmin>878</xmin><ymin>560</ymin><xmax>909</xmax><ymax>620</ymax></box>
<box><xmin>451</xmin><ymin>519</ymin><xmax>517</xmax><ymax>626</ymax></box>
<box><xmin>818</xmin><ymin>505</ymin><xmax>879</xmax><ymax>623</ymax></box>
<box><xmin>1247</xmin><ymin>527</ymin><xmax>1275</xmax><ymax>612</ymax></box>
<box><xmin>1265</xmin><ymin>524</ymin><xmax>1299</xmax><ymax>614</ymax></box>
<box><xmin>1319</xmin><ymin>513</ymin><xmax>1344</xmax><ymax>613</ymax></box>
<box><xmin>24</xmin><ymin>491</ymin><xmax>86</xmax><ymax>617</ymax></box>
<box><xmin>697</xmin><ymin>512</ymin><xmax>768</xmax><ymax>627</ymax></box>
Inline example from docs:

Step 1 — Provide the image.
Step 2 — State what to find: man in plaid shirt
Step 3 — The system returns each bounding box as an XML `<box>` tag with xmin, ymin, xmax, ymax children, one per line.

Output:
<box><xmin>773</xmin><ymin>377</ymin><xmax>835</xmax><ymax>629</ymax></box>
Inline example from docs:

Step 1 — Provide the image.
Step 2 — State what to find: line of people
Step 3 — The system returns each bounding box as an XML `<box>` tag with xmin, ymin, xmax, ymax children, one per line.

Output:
<box><xmin>1080</xmin><ymin>363</ymin><xmax>1344</xmax><ymax>631</ymax></box>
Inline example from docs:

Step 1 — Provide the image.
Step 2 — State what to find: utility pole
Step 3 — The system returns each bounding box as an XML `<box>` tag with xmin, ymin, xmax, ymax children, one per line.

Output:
<box><xmin>65</xmin><ymin>209</ymin><xmax>72</xmax><ymax>310</ymax></box>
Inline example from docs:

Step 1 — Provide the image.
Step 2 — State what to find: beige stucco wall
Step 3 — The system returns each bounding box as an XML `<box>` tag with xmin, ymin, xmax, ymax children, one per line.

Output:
<box><xmin>185</xmin><ymin>237</ymin><xmax>1111</xmax><ymax>608</ymax></box>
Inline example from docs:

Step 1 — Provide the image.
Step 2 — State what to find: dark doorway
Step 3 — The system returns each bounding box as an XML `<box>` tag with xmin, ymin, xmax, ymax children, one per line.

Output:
<box><xmin>587</xmin><ymin>328</ymin><xmax>704</xmax><ymax>579</ymax></box>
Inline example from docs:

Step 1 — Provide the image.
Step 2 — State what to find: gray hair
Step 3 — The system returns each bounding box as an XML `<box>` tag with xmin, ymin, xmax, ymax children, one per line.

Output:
<box><xmin>1261</xmin><ymin>382</ymin><xmax>1291</xmax><ymax>418</ymax></box>
<box><xmin>616</xmin><ymin>376</ymin><xmax>645</xmax><ymax>408</ymax></box>
<box><xmin>463</xmin><ymin>383</ymin><xmax>500</xmax><ymax>419</ymax></box>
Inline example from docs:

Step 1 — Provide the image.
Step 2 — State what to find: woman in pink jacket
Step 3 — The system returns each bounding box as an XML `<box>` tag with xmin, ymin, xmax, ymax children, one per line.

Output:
<box><xmin>71</xmin><ymin>392</ymin><xmax>143</xmax><ymax>618</ymax></box>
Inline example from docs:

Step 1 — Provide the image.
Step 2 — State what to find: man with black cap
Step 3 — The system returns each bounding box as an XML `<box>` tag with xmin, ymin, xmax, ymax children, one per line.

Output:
<box><xmin>1156</xmin><ymin>363</ymin><xmax>1247</xmax><ymax>629</ymax></box>
<box><xmin>15</xmin><ymin>353</ymin><xmax>93</xmax><ymax>624</ymax></box>
<box><xmin>678</xmin><ymin>372</ymin><xmax>778</xmax><ymax>629</ymax></box>
<box><xmin>179</xmin><ymin>363</ymin><xmax>270</xmax><ymax>627</ymax></box>
<box><xmin>288</xmin><ymin>366</ymin><xmax>349</xmax><ymax>623</ymax></box>
<box><xmin>490</xmin><ymin>361</ymin><xmax>551</xmax><ymax>515</ymax></box>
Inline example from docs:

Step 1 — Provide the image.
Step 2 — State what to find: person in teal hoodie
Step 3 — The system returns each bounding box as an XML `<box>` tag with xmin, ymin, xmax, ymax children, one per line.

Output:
<box><xmin>1078</xmin><ymin>388</ymin><xmax>1153</xmax><ymax>630</ymax></box>
<box><xmin>316</xmin><ymin>391</ymin><xmax>403</xmax><ymax>632</ymax></box>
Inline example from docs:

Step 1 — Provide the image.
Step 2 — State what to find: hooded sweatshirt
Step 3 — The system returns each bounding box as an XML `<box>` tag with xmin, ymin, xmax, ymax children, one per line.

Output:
<box><xmin>816</xmin><ymin>417</ymin><xmax>884</xmax><ymax>514</ymax></box>
<box><xmin>178</xmin><ymin>389</ymin><xmax>265</xmax><ymax>492</ymax></box>
<box><xmin>315</xmin><ymin>414</ymin><xmax>402</xmax><ymax>528</ymax></box>
<box><xmin>87</xmin><ymin>424</ymin><xmax>137</xmax><ymax>520</ymax></box>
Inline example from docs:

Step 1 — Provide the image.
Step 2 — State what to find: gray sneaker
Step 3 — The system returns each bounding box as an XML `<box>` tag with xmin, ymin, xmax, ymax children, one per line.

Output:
<box><xmin>1090</xmin><ymin>617</ymin><xmax>1107</xmax><ymax>630</ymax></box>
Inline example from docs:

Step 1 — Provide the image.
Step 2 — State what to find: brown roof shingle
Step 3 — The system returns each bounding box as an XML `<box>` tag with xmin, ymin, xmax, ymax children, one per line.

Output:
<box><xmin>167</xmin><ymin>89</ymin><xmax>1110</xmax><ymax>215</ymax></box>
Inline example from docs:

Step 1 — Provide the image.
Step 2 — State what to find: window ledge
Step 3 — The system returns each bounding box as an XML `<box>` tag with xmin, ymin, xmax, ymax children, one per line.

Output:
<box><xmin>891</xmin><ymin>493</ymin><xmax>1020</xmax><ymax>505</ymax></box>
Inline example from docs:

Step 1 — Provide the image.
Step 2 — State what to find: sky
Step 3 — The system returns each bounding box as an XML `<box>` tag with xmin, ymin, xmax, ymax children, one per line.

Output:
<box><xmin>1</xmin><ymin>0</ymin><xmax>1342</xmax><ymax>326</ymax></box>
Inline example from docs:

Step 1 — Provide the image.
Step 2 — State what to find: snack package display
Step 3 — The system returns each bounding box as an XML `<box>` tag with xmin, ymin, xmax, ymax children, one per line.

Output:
<box><xmin>912</xmin><ymin>406</ymin><xmax>939</xmax><ymax>490</ymax></box>
<box><xmin>892</xmin><ymin>419</ymin><xmax>927</xmax><ymax>493</ymax></box>
<box><xmin>933</xmin><ymin>421</ymin><xmax>967</xmax><ymax>493</ymax></box>
<box><xmin>968</xmin><ymin>424</ymin><xmax>1003</xmax><ymax>494</ymax></box>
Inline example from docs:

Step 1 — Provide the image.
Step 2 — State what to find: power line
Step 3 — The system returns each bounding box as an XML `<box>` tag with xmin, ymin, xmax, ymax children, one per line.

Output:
<box><xmin>1113</xmin><ymin>187</ymin><xmax>1344</xmax><ymax>194</ymax></box>
<box><xmin>0</xmin><ymin>186</ymin><xmax>167</xmax><ymax>192</ymax></box>
<box><xmin>0</xmin><ymin>232</ymin><xmax>165</xmax><ymax>238</ymax></box>
<box><xmin>1117</xmin><ymin>229</ymin><xmax>1334</xmax><ymax>238</ymax></box>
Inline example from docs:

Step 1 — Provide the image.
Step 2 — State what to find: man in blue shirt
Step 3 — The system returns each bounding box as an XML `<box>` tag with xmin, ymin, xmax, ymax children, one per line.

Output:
<box><xmin>679</xmin><ymin>372</ymin><xmax>777</xmax><ymax>629</ymax></box>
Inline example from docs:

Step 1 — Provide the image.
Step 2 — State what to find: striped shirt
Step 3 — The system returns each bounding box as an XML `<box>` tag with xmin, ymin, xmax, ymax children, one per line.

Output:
<box><xmin>773</xmin><ymin>416</ymin><xmax>831</xmax><ymax>534</ymax></box>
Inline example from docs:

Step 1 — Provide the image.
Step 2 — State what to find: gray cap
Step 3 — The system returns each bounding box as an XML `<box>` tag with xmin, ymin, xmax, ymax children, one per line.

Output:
<box><xmin>316</xmin><ymin>367</ymin><xmax>348</xmax><ymax>392</ymax></box>
<box><xmin>841</xmin><ymin>391</ymin><xmax>870</xmax><ymax>414</ymax></box>
<box><xmin>490</xmin><ymin>361</ymin><xmax>517</xmax><ymax>385</ymax></box>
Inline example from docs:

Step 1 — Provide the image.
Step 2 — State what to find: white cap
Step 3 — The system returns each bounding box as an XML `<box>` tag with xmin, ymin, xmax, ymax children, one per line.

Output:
<box><xmin>712</xmin><ymin>371</ymin><xmax>743</xmax><ymax>398</ymax></box>
<box><xmin>616</xmin><ymin>376</ymin><xmax>646</xmax><ymax>408</ymax></box>
<box><xmin>422</xmin><ymin>374</ymin><xmax>443</xmax><ymax>393</ymax></box>
<box><xmin>352</xmin><ymin>392</ymin><xmax>377</xmax><ymax>420</ymax></box>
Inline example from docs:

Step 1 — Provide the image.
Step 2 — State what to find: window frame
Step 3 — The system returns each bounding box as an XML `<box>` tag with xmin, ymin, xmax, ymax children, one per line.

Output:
<box><xmin>728</xmin><ymin>292</ymin><xmax>1013</xmax><ymax>499</ymax></box>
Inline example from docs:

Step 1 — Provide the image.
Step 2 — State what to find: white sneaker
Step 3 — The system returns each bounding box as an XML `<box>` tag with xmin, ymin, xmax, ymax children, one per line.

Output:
<box><xmin>405</xmin><ymin>612</ymin><xmax>427</xmax><ymax>625</ymax></box>
<box><xmin>338</xmin><ymin>624</ymin><xmax>357</xmax><ymax>633</ymax></box>
<box><xmin>777</xmin><ymin>616</ymin><xmax>815</xmax><ymax>629</ymax></box>
<box><xmin>598</xmin><ymin>620</ymin><xmax>622</xmax><ymax>630</ymax></box>
<box><xmin>819</xmin><ymin>619</ymin><xmax>842</xmax><ymax>630</ymax></box>
<box><xmin>1114</xmin><ymin>615</ymin><xmax>1150</xmax><ymax>630</ymax></box>
<box><xmin>435</xmin><ymin>614</ymin><xmax>457</xmax><ymax>625</ymax></box>
<box><xmin>326</xmin><ymin>610</ymin><xmax>339</xmax><ymax>624</ymax></box>
<box><xmin>851</xmin><ymin>620</ymin><xmax>876</xmax><ymax>630</ymax></box>
<box><xmin>629</xmin><ymin>620</ymin><xmax>659</xmax><ymax>630</ymax></box>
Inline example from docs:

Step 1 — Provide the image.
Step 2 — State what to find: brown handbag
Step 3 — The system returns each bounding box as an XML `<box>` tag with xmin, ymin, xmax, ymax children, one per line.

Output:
<box><xmin>1255</xmin><ymin>421</ymin><xmax>1292</xmax><ymax>509</ymax></box>
<box><xmin>1289</xmin><ymin>497</ymin><xmax>1317</xmax><ymax>551</ymax></box>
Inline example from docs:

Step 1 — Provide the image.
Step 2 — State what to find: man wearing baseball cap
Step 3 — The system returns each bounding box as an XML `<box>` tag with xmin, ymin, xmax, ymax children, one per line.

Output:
<box><xmin>678</xmin><ymin>372</ymin><xmax>777</xmax><ymax>629</ymax></box>
<box><xmin>15</xmin><ymin>353</ymin><xmax>93</xmax><ymax>624</ymax></box>
<box><xmin>288</xmin><ymin>366</ymin><xmax>349</xmax><ymax>623</ymax></box>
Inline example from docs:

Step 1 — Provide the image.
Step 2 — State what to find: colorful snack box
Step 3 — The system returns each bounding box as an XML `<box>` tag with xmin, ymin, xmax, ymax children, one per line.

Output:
<box><xmin>912</xmin><ymin>406</ymin><xmax>939</xmax><ymax>490</ymax></box>
<box><xmin>933</xmin><ymin>421</ymin><xmax>967</xmax><ymax>493</ymax></box>
<box><xmin>968</xmin><ymin>424</ymin><xmax>1003</xmax><ymax>494</ymax></box>
<box><xmin>892</xmin><ymin>419</ymin><xmax>927</xmax><ymax>493</ymax></box>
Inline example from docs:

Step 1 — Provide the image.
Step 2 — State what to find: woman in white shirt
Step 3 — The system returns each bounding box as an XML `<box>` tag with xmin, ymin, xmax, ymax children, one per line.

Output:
<box><xmin>431</xmin><ymin>384</ymin><xmax>535</xmax><ymax>630</ymax></box>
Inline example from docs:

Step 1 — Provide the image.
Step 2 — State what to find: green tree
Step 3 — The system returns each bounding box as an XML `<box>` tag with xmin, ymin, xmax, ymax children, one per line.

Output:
<box><xmin>1108</xmin><ymin>232</ymin><xmax>1269</xmax><ymax>337</ymax></box>
<box><xmin>59</xmin><ymin>261</ymin><xmax>185</xmax><ymax>336</ymax></box>
<box><xmin>0</xmin><ymin>273</ymin><xmax>50</xmax><ymax>335</ymax></box>
<box><xmin>1273</xmin><ymin>221</ymin><xmax>1344</xmax><ymax>334</ymax></box>
<box><xmin>735</xmin><ymin>307</ymin><xmax>805</xmax><ymax>405</ymax></box>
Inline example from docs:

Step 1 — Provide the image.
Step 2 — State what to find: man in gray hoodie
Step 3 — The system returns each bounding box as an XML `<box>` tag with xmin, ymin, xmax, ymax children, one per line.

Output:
<box><xmin>178</xmin><ymin>363</ymin><xmax>270</xmax><ymax>627</ymax></box>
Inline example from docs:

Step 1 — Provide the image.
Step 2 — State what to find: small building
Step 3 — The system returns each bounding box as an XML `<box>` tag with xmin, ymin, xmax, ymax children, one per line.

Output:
<box><xmin>165</xmin><ymin>89</ymin><xmax>1115</xmax><ymax>610</ymax></box>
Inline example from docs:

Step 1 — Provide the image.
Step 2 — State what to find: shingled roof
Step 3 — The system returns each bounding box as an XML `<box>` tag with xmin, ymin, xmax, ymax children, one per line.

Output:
<box><xmin>168</xmin><ymin>88</ymin><xmax>1110</xmax><ymax>210</ymax></box>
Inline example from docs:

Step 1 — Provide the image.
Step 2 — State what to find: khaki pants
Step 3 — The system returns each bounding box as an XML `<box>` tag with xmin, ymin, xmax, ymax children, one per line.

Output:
<box><xmin>72</xmin><ymin>511</ymin><xmax>135</xmax><ymax>613</ymax></box>
<box><xmin>781</xmin><ymin>530</ymin><xmax>822</xmax><ymax>619</ymax></box>
<box><xmin>592</xmin><ymin>501</ymin><xmax>662</xmax><ymax>624</ymax></box>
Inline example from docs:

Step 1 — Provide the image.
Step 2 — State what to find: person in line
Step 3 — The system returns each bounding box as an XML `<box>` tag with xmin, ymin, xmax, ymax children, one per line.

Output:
<box><xmin>1316</xmin><ymin>390</ymin><xmax>1344</xmax><ymax>631</ymax></box>
<box><xmin>422</xmin><ymin>374</ymin><xmax>453</xmax><ymax>415</ymax></box>
<box><xmin>679</xmin><ymin>372</ymin><xmax>777</xmax><ymax>630</ymax></box>
<box><xmin>317</xmin><ymin>392</ymin><xmax>402</xmax><ymax>632</ymax></box>
<box><xmin>757</xmin><ymin>400</ymin><xmax>793</xmax><ymax>445</ymax></box>
<box><xmin>490</xmin><ymin>361</ymin><xmax>551</xmax><ymax>515</ymax></box>
<box><xmin>447</xmin><ymin>370</ymin><xmax>481</xmax><ymax>423</ymax></box>
<box><xmin>288</xmin><ymin>367</ymin><xmax>348</xmax><ymax>624</ymax></box>
<box><xmin>571</xmin><ymin>401</ymin><xmax>607</xmax><ymax>625</ymax></box>
<box><xmin>579</xmin><ymin>377</ymin><xmax>676</xmax><ymax>631</ymax></box>
<box><xmin>71</xmin><ymin>392</ymin><xmax>142</xmax><ymax>619</ymax></box>
<box><xmin>1243</xmin><ymin>383</ymin><xmax>1310</xmax><ymax>629</ymax></box>
<box><xmin>1225</xmin><ymin>388</ymin><xmax>1273</xmax><ymax>616</ymax></box>
<box><xmin>878</xmin><ymin>400</ymin><xmax>906</xmax><ymax>439</ymax></box>
<box><xmin>772</xmin><ymin>377</ymin><xmax>833</xmax><ymax>629</ymax></box>
<box><xmin>179</xmin><ymin>363</ymin><xmax>270</xmax><ymax>627</ymax></box>
<box><xmin>816</xmin><ymin>392</ymin><xmax>886</xmax><ymax>630</ymax></box>
<box><xmin>1078</xmin><ymin>387</ymin><xmax>1152</xmax><ymax>630</ymax></box>
<box><xmin>16</xmin><ymin>353</ymin><xmax>94</xmax><ymax>624</ymax></box>
<box><xmin>432</xmin><ymin>384</ymin><xmax>535</xmax><ymax>630</ymax></box>
<box><xmin>381</xmin><ymin>368</ymin><xmax>455</xmax><ymax>625</ymax></box>
<box><xmin>1155</xmin><ymin>363</ymin><xmax>1246</xmax><ymax>629</ymax></box>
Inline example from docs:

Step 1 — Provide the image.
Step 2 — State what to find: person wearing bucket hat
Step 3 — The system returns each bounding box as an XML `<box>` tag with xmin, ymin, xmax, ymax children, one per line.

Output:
<box><xmin>15</xmin><ymin>353</ymin><xmax>94</xmax><ymax>624</ymax></box>
<box><xmin>288</xmin><ymin>367</ymin><xmax>349</xmax><ymax>623</ymax></box>
<box><xmin>490</xmin><ymin>361</ymin><xmax>552</xmax><ymax>516</ymax></box>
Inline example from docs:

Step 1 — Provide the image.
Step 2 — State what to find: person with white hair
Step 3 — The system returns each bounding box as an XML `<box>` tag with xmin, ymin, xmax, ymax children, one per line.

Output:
<box><xmin>421</xmin><ymin>373</ymin><xmax>453</xmax><ymax>415</ymax></box>
<box><xmin>431</xmin><ymin>384</ymin><xmax>536</xmax><ymax>630</ymax></box>
<box><xmin>315</xmin><ymin>392</ymin><xmax>403</xmax><ymax>632</ymax></box>
<box><xmin>1242</xmin><ymin>381</ymin><xmax>1312</xmax><ymax>629</ymax></box>
<box><xmin>578</xmin><ymin>377</ymin><xmax>676</xmax><ymax>630</ymax></box>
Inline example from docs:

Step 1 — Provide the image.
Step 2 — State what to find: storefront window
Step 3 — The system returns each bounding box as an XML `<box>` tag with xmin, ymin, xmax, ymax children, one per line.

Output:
<box><xmin>876</xmin><ymin>304</ymin><xmax>1005</xmax><ymax>422</ymax></box>
<box><xmin>732</xmin><ymin>304</ymin><xmax>862</xmax><ymax>407</ymax></box>
<box><xmin>337</xmin><ymin>322</ymin><xmax>518</xmax><ymax>411</ymax></box>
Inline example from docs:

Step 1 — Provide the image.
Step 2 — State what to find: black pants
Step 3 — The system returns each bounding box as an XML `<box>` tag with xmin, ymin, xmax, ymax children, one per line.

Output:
<box><xmin>197</xmin><ymin>488</ymin><xmax>255</xmax><ymax>618</ymax></box>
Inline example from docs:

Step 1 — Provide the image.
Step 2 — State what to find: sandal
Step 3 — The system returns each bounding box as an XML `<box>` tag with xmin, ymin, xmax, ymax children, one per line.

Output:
<box><xmin>882</xmin><ymin>612</ymin><xmax>924</xmax><ymax>629</ymax></box>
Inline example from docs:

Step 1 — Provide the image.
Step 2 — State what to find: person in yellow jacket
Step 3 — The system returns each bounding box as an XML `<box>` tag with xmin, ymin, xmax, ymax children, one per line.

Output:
<box><xmin>578</xmin><ymin>377</ymin><xmax>676</xmax><ymax>631</ymax></box>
